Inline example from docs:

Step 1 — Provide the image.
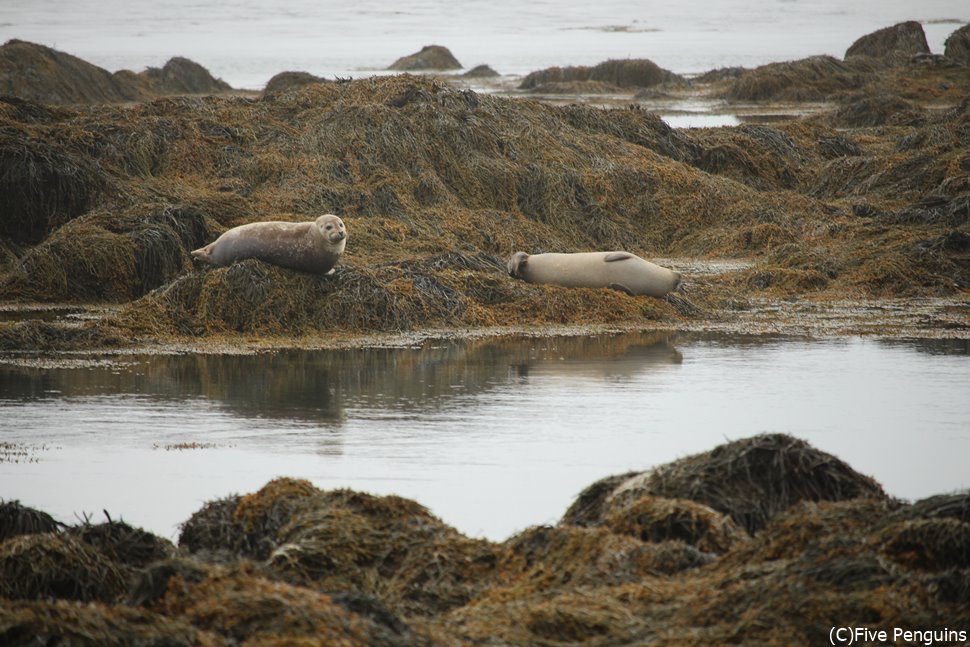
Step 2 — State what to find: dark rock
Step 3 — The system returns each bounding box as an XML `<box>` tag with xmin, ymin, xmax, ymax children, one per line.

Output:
<box><xmin>388</xmin><ymin>45</ymin><xmax>461</xmax><ymax>71</ymax></box>
<box><xmin>520</xmin><ymin>58</ymin><xmax>682</xmax><ymax>91</ymax></box>
<box><xmin>140</xmin><ymin>56</ymin><xmax>232</xmax><ymax>94</ymax></box>
<box><xmin>944</xmin><ymin>23</ymin><xmax>970</xmax><ymax>65</ymax></box>
<box><xmin>844</xmin><ymin>21</ymin><xmax>930</xmax><ymax>63</ymax></box>
<box><xmin>263</xmin><ymin>70</ymin><xmax>328</xmax><ymax>95</ymax></box>
<box><xmin>463</xmin><ymin>64</ymin><xmax>499</xmax><ymax>78</ymax></box>
<box><xmin>0</xmin><ymin>39</ymin><xmax>144</xmax><ymax>104</ymax></box>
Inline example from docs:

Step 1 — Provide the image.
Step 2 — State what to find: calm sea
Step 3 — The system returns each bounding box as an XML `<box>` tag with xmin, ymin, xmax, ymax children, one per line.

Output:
<box><xmin>1</xmin><ymin>0</ymin><xmax>966</xmax><ymax>89</ymax></box>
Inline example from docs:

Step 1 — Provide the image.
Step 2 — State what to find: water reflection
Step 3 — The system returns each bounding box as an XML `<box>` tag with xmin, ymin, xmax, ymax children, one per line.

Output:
<box><xmin>0</xmin><ymin>331</ymin><xmax>682</xmax><ymax>424</ymax></box>
<box><xmin>877</xmin><ymin>337</ymin><xmax>970</xmax><ymax>357</ymax></box>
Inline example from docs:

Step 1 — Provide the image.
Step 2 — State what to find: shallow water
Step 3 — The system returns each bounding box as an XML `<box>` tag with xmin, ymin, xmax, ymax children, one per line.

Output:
<box><xmin>1</xmin><ymin>0</ymin><xmax>965</xmax><ymax>89</ymax></box>
<box><xmin>1</xmin><ymin>331</ymin><xmax>968</xmax><ymax>541</ymax></box>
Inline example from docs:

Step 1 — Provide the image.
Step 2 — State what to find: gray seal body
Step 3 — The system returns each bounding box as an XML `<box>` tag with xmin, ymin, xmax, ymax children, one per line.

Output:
<box><xmin>191</xmin><ymin>214</ymin><xmax>347</xmax><ymax>275</ymax></box>
<box><xmin>507</xmin><ymin>251</ymin><xmax>680</xmax><ymax>298</ymax></box>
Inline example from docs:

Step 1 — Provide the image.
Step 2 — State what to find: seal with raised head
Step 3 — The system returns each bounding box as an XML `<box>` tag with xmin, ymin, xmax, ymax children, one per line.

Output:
<box><xmin>191</xmin><ymin>214</ymin><xmax>347</xmax><ymax>275</ymax></box>
<box><xmin>507</xmin><ymin>251</ymin><xmax>681</xmax><ymax>298</ymax></box>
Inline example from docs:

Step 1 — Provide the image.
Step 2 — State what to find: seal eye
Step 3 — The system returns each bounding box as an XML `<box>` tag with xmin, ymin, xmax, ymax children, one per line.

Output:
<box><xmin>325</xmin><ymin>225</ymin><xmax>333</xmax><ymax>230</ymax></box>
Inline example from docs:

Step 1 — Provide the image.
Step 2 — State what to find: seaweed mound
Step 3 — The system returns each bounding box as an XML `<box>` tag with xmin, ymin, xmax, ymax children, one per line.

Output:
<box><xmin>140</xmin><ymin>56</ymin><xmax>232</xmax><ymax>95</ymax></box>
<box><xmin>944</xmin><ymin>23</ymin><xmax>970</xmax><ymax>65</ymax></box>
<box><xmin>0</xmin><ymin>123</ymin><xmax>105</xmax><ymax>244</ymax></box>
<box><xmin>722</xmin><ymin>55</ymin><xmax>868</xmax><ymax>102</ymax></box>
<box><xmin>68</xmin><ymin>517</ymin><xmax>175</xmax><ymax>567</ymax></box>
<box><xmin>520</xmin><ymin>58</ymin><xmax>683</xmax><ymax>91</ymax></box>
<box><xmin>845</xmin><ymin>21</ymin><xmax>931</xmax><ymax>63</ymax></box>
<box><xmin>562</xmin><ymin>433</ymin><xmax>888</xmax><ymax>533</ymax></box>
<box><xmin>462</xmin><ymin>64</ymin><xmax>500</xmax><ymax>78</ymax></box>
<box><xmin>178</xmin><ymin>478</ymin><xmax>503</xmax><ymax>616</ymax></box>
<box><xmin>0</xmin><ymin>40</ymin><xmax>233</xmax><ymax>105</ymax></box>
<box><xmin>0</xmin><ymin>39</ymin><xmax>143</xmax><ymax>104</ymax></box>
<box><xmin>263</xmin><ymin>70</ymin><xmax>329</xmax><ymax>94</ymax></box>
<box><xmin>830</xmin><ymin>92</ymin><xmax>924</xmax><ymax>127</ymax></box>
<box><xmin>0</xmin><ymin>533</ymin><xmax>128</xmax><ymax>602</ymax></box>
<box><xmin>388</xmin><ymin>45</ymin><xmax>462</xmax><ymax>71</ymax></box>
<box><xmin>0</xmin><ymin>500</ymin><xmax>61</xmax><ymax>541</ymax></box>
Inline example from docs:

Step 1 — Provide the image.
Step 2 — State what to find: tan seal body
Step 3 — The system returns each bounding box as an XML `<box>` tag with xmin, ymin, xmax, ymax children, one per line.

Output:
<box><xmin>191</xmin><ymin>214</ymin><xmax>347</xmax><ymax>275</ymax></box>
<box><xmin>507</xmin><ymin>251</ymin><xmax>681</xmax><ymax>298</ymax></box>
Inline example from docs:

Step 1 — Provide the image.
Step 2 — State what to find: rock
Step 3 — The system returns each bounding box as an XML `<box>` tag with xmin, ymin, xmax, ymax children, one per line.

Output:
<box><xmin>0</xmin><ymin>40</ymin><xmax>232</xmax><ymax>105</ymax></box>
<box><xmin>263</xmin><ymin>70</ymin><xmax>328</xmax><ymax>95</ymax></box>
<box><xmin>388</xmin><ymin>45</ymin><xmax>461</xmax><ymax>71</ymax></box>
<box><xmin>844</xmin><ymin>21</ymin><xmax>930</xmax><ymax>63</ymax></box>
<box><xmin>519</xmin><ymin>58</ymin><xmax>682</xmax><ymax>91</ymax></box>
<box><xmin>462</xmin><ymin>64</ymin><xmax>500</xmax><ymax>78</ymax></box>
<box><xmin>944</xmin><ymin>23</ymin><xmax>970</xmax><ymax>65</ymax></box>
<box><xmin>140</xmin><ymin>56</ymin><xmax>231</xmax><ymax>94</ymax></box>
<box><xmin>0</xmin><ymin>39</ymin><xmax>144</xmax><ymax>104</ymax></box>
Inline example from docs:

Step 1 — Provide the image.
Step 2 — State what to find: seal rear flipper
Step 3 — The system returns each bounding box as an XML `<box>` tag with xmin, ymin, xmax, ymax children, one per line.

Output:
<box><xmin>604</xmin><ymin>252</ymin><xmax>634</xmax><ymax>262</ymax></box>
<box><xmin>608</xmin><ymin>282</ymin><xmax>636</xmax><ymax>296</ymax></box>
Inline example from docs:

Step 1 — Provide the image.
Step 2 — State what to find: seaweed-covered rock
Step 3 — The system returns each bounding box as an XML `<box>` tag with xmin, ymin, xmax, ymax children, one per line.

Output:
<box><xmin>520</xmin><ymin>58</ymin><xmax>682</xmax><ymax>91</ymax></box>
<box><xmin>0</xmin><ymin>533</ymin><xmax>128</xmax><ymax>602</ymax></box>
<box><xmin>265</xmin><ymin>488</ymin><xmax>501</xmax><ymax>616</ymax></box>
<box><xmin>140</xmin><ymin>56</ymin><xmax>231</xmax><ymax>94</ymax></box>
<box><xmin>462</xmin><ymin>64</ymin><xmax>500</xmax><ymax>78</ymax></box>
<box><xmin>504</xmin><ymin>524</ymin><xmax>712</xmax><ymax>588</ymax></box>
<box><xmin>388</xmin><ymin>45</ymin><xmax>461</xmax><ymax>71</ymax></box>
<box><xmin>152</xmin><ymin>568</ymin><xmax>420</xmax><ymax>646</ymax></box>
<box><xmin>0</xmin><ymin>40</ymin><xmax>231</xmax><ymax>105</ymax></box>
<box><xmin>723</xmin><ymin>55</ymin><xmax>866</xmax><ymax>102</ymax></box>
<box><xmin>844</xmin><ymin>21</ymin><xmax>931</xmax><ymax>63</ymax></box>
<box><xmin>263</xmin><ymin>70</ymin><xmax>328</xmax><ymax>95</ymax></box>
<box><xmin>878</xmin><ymin>517</ymin><xmax>970</xmax><ymax>571</ymax></box>
<box><xmin>563</xmin><ymin>433</ymin><xmax>889</xmax><ymax>533</ymax></box>
<box><xmin>0</xmin><ymin>500</ymin><xmax>61</xmax><ymax>541</ymax></box>
<box><xmin>68</xmin><ymin>517</ymin><xmax>175</xmax><ymax>568</ymax></box>
<box><xmin>830</xmin><ymin>92</ymin><xmax>925</xmax><ymax>127</ymax></box>
<box><xmin>177</xmin><ymin>494</ymin><xmax>244</xmax><ymax>554</ymax></box>
<box><xmin>0</xmin><ymin>129</ymin><xmax>104</xmax><ymax>244</ymax></box>
<box><xmin>944</xmin><ymin>23</ymin><xmax>970</xmax><ymax>65</ymax></box>
<box><xmin>0</xmin><ymin>39</ymin><xmax>143</xmax><ymax>104</ymax></box>
<box><xmin>603</xmin><ymin>495</ymin><xmax>749</xmax><ymax>553</ymax></box>
<box><xmin>0</xmin><ymin>599</ymin><xmax>220</xmax><ymax>647</ymax></box>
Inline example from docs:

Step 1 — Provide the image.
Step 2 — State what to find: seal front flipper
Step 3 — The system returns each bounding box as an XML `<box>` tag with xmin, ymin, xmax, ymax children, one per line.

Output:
<box><xmin>604</xmin><ymin>252</ymin><xmax>634</xmax><ymax>262</ymax></box>
<box><xmin>608</xmin><ymin>282</ymin><xmax>636</xmax><ymax>296</ymax></box>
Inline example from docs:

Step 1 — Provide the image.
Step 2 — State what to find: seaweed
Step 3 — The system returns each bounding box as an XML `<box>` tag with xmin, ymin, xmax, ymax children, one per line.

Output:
<box><xmin>0</xmin><ymin>533</ymin><xmax>128</xmax><ymax>602</ymax></box>
<box><xmin>563</xmin><ymin>433</ymin><xmax>888</xmax><ymax>534</ymax></box>
<box><xmin>0</xmin><ymin>500</ymin><xmax>62</xmax><ymax>541</ymax></box>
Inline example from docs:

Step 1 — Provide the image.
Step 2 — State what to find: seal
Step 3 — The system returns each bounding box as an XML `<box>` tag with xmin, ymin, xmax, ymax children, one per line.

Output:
<box><xmin>191</xmin><ymin>214</ymin><xmax>347</xmax><ymax>275</ymax></box>
<box><xmin>507</xmin><ymin>251</ymin><xmax>681</xmax><ymax>298</ymax></box>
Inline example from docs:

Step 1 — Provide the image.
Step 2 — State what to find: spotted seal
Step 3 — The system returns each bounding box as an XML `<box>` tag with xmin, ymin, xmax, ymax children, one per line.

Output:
<box><xmin>191</xmin><ymin>214</ymin><xmax>347</xmax><ymax>275</ymax></box>
<box><xmin>507</xmin><ymin>251</ymin><xmax>680</xmax><ymax>297</ymax></box>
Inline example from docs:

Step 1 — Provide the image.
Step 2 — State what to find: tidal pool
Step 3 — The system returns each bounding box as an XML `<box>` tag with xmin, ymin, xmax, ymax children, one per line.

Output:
<box><xmin>1</xmin><ymin>331</ymin><xmax>968</xmax><ymax>541</ymax></box>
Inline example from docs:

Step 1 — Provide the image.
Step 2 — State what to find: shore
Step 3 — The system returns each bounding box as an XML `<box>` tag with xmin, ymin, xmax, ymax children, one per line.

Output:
<box><xmin>2</xmin><ymin>434</ymin><xmax>969</xmax><ymax>645</ymax></box>
<box><xmin>1</xmin><ymin>21</ymin><xmax>969</xmax><ymax>645</ymax></box>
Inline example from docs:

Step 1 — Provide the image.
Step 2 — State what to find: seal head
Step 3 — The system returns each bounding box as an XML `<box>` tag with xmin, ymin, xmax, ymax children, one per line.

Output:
<box><xmin>507</xmin><ymin>251</ymin><xmax>530</xmax><ymax>278</ymax></box>
<box><xmin>314</xmin><ymin>214</ymin><xmax>347</xmax><ymax>255</ymax></box>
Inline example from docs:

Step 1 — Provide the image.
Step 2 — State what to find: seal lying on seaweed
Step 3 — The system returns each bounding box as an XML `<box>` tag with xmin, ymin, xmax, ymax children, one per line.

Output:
<box><xmin>507</xmin><ymin>251</ymin><xmax>680</xmax><ymax>298</ymax></box>
<box><xmin>192</xmin><ymin>214</ymin><xmax>347</xmax><ymax>275</ymax></box>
